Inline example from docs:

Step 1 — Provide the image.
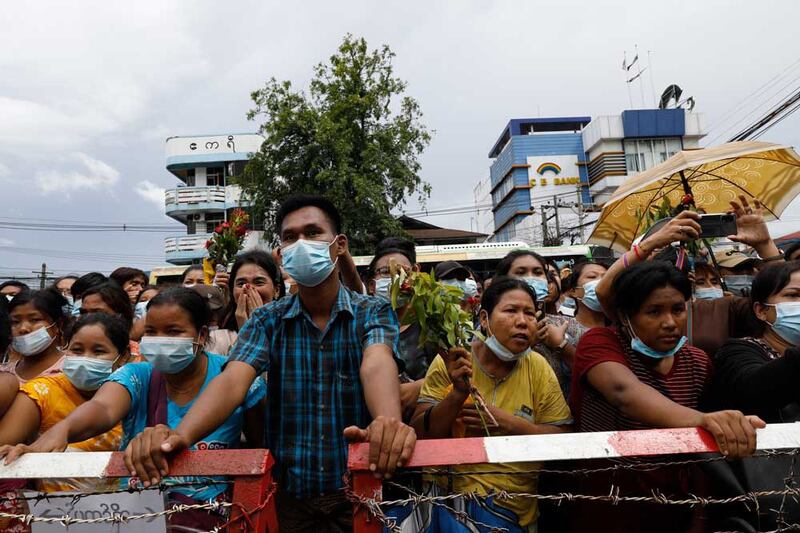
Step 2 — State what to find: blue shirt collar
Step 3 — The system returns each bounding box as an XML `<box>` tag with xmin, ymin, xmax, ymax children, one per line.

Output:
<box><xmin>283</xmin><ymin>283</ymin><xmax>355</xmax><ymax>321</ymax></box>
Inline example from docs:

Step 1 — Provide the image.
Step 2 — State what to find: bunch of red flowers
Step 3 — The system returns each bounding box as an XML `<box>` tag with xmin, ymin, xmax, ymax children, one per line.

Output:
<box><xmin>205</xmin><ymin>209</ymin><xmax>249</xmax><ymax>267</ymax></box>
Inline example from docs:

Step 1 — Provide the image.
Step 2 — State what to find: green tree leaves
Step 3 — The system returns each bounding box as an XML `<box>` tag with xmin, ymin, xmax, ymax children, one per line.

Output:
<box><xmin>238</xmin><ymin>34</ymin><xmax>432</xmax><ymax>254</ymax></box>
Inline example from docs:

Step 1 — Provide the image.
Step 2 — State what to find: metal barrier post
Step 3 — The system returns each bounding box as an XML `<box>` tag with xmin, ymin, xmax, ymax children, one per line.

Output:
<box><xmin>0</xmin><ymin>449</ymin><xmax>278</xmax><ymax>532</ymax></box>
<box><xmin>351</xmin><ymin>470</ymin><xmax>383</xmax><ymax>533</ymax></box>
<box><xmin>231</xmin><ymin>453</ymin><xmax>278</xmax><ymax>532</ymax></box>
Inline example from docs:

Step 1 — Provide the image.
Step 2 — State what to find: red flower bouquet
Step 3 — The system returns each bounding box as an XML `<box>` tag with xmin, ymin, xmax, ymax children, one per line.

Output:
<box><xmin>202</xmin><ymin>209</ymin><xmax>249</xmax><ymax>282</ymax></box>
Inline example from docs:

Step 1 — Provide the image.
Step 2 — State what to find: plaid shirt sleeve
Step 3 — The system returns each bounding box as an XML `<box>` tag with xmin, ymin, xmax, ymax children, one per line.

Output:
<box><xmin>361</xmin><ymin>298</ymin><xmax>400</xmax><ymax>356</ymax></box>
<box><xmin>228</xmin><ymin>309</ymin><xmax>273</xmax><ymax>374</ymax></box>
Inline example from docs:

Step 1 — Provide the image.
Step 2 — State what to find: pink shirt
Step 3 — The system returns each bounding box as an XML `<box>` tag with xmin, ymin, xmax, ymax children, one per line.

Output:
<box><xmin>0</xmin><ymin>355</ymin><xmax>65</xmax><ymax>385</ymax></box>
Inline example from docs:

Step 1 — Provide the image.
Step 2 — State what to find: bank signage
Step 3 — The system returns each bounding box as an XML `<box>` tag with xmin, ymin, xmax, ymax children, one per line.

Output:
<box><xmin>527</xmin><ymin>155</ymin><xmax>581</xmax><ymax>189</ymax></box>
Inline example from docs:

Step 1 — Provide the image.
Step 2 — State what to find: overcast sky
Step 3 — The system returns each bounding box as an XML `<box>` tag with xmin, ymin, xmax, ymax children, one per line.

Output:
<box><xmin>1</xmin><ymin>0</ymin><xmax>799</xmax><ymax>280</ymax></box>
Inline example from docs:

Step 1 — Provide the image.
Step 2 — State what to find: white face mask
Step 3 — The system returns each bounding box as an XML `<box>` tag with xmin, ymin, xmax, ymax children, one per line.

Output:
<box><xmin>374</xmin><ymin>277</ymin><xmax>392</xmax><ymax>300</ymax></box>
<box><xmin>12</xmin><ymin>324</ymin><xmax>56</xmax><ymax>357</ymax></box>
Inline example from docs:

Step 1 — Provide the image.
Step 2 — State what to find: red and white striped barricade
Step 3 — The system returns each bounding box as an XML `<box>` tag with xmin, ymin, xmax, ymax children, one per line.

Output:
<box><xmin>0</xmin><ymin>449</ymin><xmax>278</xmax><ymax>532</ymax></box>
<box><xmin>348</xmin><ymin>423</ymin><xmax>800</xmax><ymax>532</ymax></box>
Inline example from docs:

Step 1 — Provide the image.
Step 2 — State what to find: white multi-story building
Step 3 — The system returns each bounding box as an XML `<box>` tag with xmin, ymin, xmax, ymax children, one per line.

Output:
<box><xmin>163</xmin><ymin>133</ymin><xmax>264</xmax><ymax>265</ymax></box>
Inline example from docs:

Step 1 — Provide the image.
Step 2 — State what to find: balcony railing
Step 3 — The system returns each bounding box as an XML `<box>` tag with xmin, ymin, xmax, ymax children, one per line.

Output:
<box><xmin>164</xmin><ymin>234</ymin><xmax>211</xmax><ymax>264</ymax></box>
<box><xmin>164</xmin><ymin>186</ymin><xmax>226</xmax><ymax>209</ymax></box>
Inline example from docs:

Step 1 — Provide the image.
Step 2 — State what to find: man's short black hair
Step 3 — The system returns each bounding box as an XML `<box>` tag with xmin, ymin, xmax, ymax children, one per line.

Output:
<box><xmin>276</xmin><ymin>195</ymin><xmax>342</xmax><ymax>236</ymax></box>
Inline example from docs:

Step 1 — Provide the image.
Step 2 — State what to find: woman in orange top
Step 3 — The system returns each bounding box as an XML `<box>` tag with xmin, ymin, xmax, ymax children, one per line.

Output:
<box><xmin>0</xmin><ymin>313</ymin><xmax>130</xmax><ymax>492</ymax></box>
<box><xmin>2</xmin><ymin>290</ymin><xmax>68</xmax><ymax>383</ymax></box>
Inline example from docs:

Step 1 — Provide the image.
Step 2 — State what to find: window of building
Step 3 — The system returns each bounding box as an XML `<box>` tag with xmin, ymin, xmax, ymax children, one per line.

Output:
<box><xmin>206</xmin><ymin>166</ymin><xmax>224</xmax><ymax>187</ymax></box>
<box><xmin>204</xmin><ymin>212</ymin><xmax>224</xmax><ymax>234</ymax></box>
<box><xmin>624</xmin><ymin>138</ymin><xmax>682</xmax><ymax>174</ymax></box>
<box><xmin>491</xmin><ymin>175</ymin><xmax>514</xmax><ymax>206</ymax></box>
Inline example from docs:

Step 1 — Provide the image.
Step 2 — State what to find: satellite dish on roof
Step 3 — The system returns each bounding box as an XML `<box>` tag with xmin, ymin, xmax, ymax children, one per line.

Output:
<box><xmin>659</xmin><ymin>84</ymin><xmax>696</xmax><ymax>111</ymax></box>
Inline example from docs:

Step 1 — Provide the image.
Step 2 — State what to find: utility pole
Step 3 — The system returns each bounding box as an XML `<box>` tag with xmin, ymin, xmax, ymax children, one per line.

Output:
<box><xmin>552</xmin><ymin>194</ymin><xmax>561</xmax><ymax>244</ymax></box>
<box><xmin>32</xmin><ymin>263</ymin><xmax>53</xmax><ymax>289</ymax></box>
<box><xmin>576</xmin><ymin>186</ymin><xmax>586</xmax><ymax>243</ymax></box>
<box><xmin>540</xmin><ymin>204</ymin><xmax>549</xmax><ymax>246</ymax></box>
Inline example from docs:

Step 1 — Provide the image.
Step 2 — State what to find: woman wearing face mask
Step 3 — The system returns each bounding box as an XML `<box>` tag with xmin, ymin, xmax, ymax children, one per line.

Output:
<box><xmin>69</xmin><ymin>271</ymin><xmax>108</xmax><ymax>311</ymax></box>
<box><xmin>1</xmin><ymin>288</ymin><xmax>266</xmax><ymax>530</ymax></box>
<box><xmin>181</xmin><ymin>265</ymin><xmax>206</xmax><ymax>287</ymax></box>
<box><xmin>569</xmin><ymin>262</ymin><xmax>765</xmax><ymax>532</ymax></box>
<box><xmin>550</xmin><ymin>262</ymin><xmax>609</xmax><ymax>355</ymax></box>
<box><xmin>51</xmin><ymin>276</ymin><xmax>78</xmax><ymax>306</ymax></box>
<box><xmin>0</xmin><ymin>314</ymin><xmax>129</xmax><ymax>492</ymax></box>
<box><xmin>2</xmin><ymin>290</ymin><xmax>67</xmax><ymax>383</ymax></box>
<box><xmin>411</xmin><ymin>277</ymin><xmax>571</xmax><ymax>530</ymax></box>
<box><xmin>109</xmin><ymin>267</ymin><xmax>148</xmax><ymax>305</ymax></box>
<box><xmin>80</xmin><ymin>283</ymin><xmax>140</xmax><ymax>361</ymax></box>
<box><xmin>713</xmin><ymin>261</ymin><xmax>800</xmax><ymax>421</ymax></box>
<box><xmin>693</xmin><ymin>262</ymin><xmax>725</xmax><ymax>300</ymax></box>
<box><xmin>217</xmin><ymin>250</ymin><xmax>282</xmax><ymax>332</ymax></box>
<box><xmin>496</xmin><ymin>250</ymin><xmax>573</xmax><ymax>396</ymax></box>
<box><xmin>367</xmin><ymin>237</ymin><xmax>434</xmax><ymax>419</ymax></box>
<box><xmin>709</xmin><ymin>261</ymin><xmax>800</xmax><ymax>529</ymax></box>
<box><xmin>133</xmin><ymin>285</ymin><xmax>160</xmax><ymax>321</ymax></box>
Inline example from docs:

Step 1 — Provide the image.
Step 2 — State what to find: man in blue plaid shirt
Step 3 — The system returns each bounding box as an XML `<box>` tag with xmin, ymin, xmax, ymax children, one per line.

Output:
<box><xmin>125</xmin><ymin>195</ymin><xmax>416</xmax><ymax>530</ymax></box>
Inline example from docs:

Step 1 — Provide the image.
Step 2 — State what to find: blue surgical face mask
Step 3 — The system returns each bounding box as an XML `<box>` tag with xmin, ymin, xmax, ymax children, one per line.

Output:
<box><xmin>71</xmin><ymin>299</ymin><xmax>82</xmax><ymax>317</ymax></box>
<box><xmin>63</xmin><ymin>356</ymin><xmax>117</xmax><ymax>391</ymax></box>
<box><xmin>442</xmin><ymin>279</ymin><xmax>467</xmax><ymax>299</ymax></box>
<box><xmin>139</xmin><ymin>336</ymin><xmax>199</xmax><ymax>374</ymax></box>
<box><xmin>626</xmin><ymin>317</ymin><xmax>687</xmax><ymax>359</ymax></box>
<box><xmin>766</xmin><ymin>302</ymin><xmax>800</xmax><ymax>345</ymax></box>
<box><xmin>523</xmin><ymin>277</ymin><xmax>549</xmax><ymax>302</ymax></box>
<box><xmin>281</xmin><ymin>237</ymin><xmax>338</xmax><ymax>287</ymax></box>
<box><xmin>579</xmin><ymin>279</ymin><xmax>604</xmax><ymax>312</ymax></box>
<box><xmin>724</xmin><ymin>275</ymin><xmax>754</xmax><ymax>297</ymax></box>
<box><xmin>464</xmin><ymin>278</ymin><xmax>478</xmax><ymax>298</ymax></box>
<box><xmin>694</xmin><ymin>287</ymin><xmax>724</xmax><ymax>300</ymax></box>
<box><xmin>484</xmin><ymin>324</ymin><xmax>531</xmax><ymax>362</ymax></box>
<box><xmin>134</xmin><ymin>301</ymin><xmax>148</xmax><ymax>321</ymax></box>
<box><xmin>374</xmin><ymin>277</ymin><xmax>392</xmax><ymax>300</ymax></box>
<box><xmin>12</xmin><ymin>324</ymin><xmax>56</xmax><ymax>357</ymax></box>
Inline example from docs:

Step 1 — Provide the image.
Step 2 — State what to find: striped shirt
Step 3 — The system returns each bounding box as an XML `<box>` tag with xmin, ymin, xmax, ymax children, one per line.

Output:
<box><xmin>570</xmin><ymin>327</ymin><xmax>712</xmax><ymax>432</ymax></box>
<box><xmin>228</xmin><ymin>285</ymin><xmax>399</xmax><ymax>498</ymax></box>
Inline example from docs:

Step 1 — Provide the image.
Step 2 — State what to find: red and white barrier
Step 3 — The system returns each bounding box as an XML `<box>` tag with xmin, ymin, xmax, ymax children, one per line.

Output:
<box><xmin>348</xmin><ymin>423</ymin><xmax>800</xmax><ymax>532</ymax></box>
<box><xmin>0</xmin><ymin>449</ymin><xmax>278</xmax><ymax>532</ymax></box>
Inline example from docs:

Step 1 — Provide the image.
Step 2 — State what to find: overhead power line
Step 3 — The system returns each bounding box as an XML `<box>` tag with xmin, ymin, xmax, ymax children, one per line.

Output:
<box><xmin>730</xmin><ymin>88</ymin><xmax>800</xmax><ymax>142</ymax></box>
<box><xmin>705</xmin><ymin>56</ymin><xmax>800</xmax><ymax>143</ymax></box>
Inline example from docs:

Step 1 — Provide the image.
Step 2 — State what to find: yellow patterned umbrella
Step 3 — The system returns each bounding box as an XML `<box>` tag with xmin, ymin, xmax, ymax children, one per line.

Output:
<box><xmin>588</xmin><ymin>141</ymin><xmax>800</xmax><ymax>253</ymax></box>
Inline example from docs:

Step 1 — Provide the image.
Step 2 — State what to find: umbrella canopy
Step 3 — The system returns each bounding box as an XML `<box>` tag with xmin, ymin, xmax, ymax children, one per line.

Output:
<box><xmin>588</xmin><ymin>141</ymin><xmax>800</xmax><ymax>253</ymax></box>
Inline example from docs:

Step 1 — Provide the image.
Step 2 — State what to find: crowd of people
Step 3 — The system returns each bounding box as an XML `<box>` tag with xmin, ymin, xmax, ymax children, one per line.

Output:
<box><xmin>0</xmin><ymin>194</ymin><xmax>798</xmax><ymax>532</ymax></box>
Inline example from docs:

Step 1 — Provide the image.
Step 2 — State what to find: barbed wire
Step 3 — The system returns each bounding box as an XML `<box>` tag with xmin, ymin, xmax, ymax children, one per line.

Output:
<box><xmin>0</xmin><ymin>500</ymin><xmax>233</xmax><ymax>527</ymax></box>
<box><xmin>0</xmin><ymin>478</ymin><xmax>232</xmax><ymax>505</ymax></box>
<box><xmin>0</xmin><ymin>480</ymin><xmax>277</xmax><ymax>532</ymax></box>
<box><xmin>348</xmin><ymin>484</ymin><xmax>800</xmax><ymax>533</ymax></box>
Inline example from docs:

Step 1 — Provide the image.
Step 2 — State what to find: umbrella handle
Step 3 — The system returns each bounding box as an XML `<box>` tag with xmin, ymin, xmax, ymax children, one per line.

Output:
<box><xmin>703</xmin><ymin>238</ymin><xmax>729</xmax><ymax>292</ymax></box>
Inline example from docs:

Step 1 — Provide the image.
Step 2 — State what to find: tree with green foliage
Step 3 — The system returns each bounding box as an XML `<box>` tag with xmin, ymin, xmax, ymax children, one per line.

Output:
<box><xmin>238</xmin><ymin>34</ymin><xmax>432</xmax><ymax>253</ymax></box>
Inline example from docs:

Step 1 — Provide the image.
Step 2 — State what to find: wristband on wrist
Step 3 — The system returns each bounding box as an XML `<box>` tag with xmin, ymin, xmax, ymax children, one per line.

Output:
<box><xmin>760</xmin><ymin>251</ymin><xmax>784</xmax><ymax>263</ymax></box>
<box><xmin>632</xmin><ymin>244</ymin><xmax>643</xmax><ymax>260</ymax></box>
<box><xmin>623</xmin><ymin>251</ymin><xmax>630</xmax><ymax>268</ymax></box>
